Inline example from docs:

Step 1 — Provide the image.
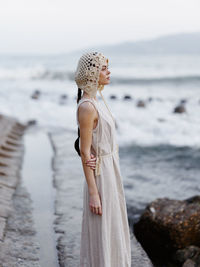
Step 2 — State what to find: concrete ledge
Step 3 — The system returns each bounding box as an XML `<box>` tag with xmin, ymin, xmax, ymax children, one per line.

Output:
<box><xmin>0</xmin><ymin>114</ymin><xmax>26</xmax><ymax>243</ymax></box>
<box><xmin>0</xmin><ymin>217</ymin><xmax>6</xmax><ymax>241</ymax></box>
<box><xmin>0</xmin><ymin>176</ymin><xmax>19</xmax><ymax>189</ymax></box>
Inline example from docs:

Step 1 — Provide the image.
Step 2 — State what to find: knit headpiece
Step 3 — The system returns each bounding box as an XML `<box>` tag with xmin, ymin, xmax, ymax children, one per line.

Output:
<box><xmin>74</xmin><ymin>52</ymin><xmax>108</xmax><ymax>97</ymax></box>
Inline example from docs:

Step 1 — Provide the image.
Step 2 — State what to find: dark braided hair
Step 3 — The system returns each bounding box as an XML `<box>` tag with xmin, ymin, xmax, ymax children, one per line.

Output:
<box><xmin>74</xmin><ymin>88</ymin><xmax>82</xmax><ymax>156</ymax></box>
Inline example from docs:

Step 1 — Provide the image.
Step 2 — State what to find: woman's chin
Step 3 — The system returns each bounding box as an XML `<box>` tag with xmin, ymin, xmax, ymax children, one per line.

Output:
<box><xmin>105</xmin><ymin>80</ymin><xmax>110</xmax><ymax>85</ymax></box>
<box><xmin>99</xmin><ymin>80</ymin><xmax>110</xmax><ymax>87</ymax></box>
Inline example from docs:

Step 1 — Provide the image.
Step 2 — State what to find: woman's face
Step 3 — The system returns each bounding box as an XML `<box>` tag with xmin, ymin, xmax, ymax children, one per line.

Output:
<box><xmin>98</xmin><ymin>61</ymin><xmax>111</xmax><ymax>86</ymax></box>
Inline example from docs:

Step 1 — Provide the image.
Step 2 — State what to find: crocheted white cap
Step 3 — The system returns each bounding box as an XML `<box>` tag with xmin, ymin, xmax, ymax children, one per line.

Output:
<box><xmin>74</xmin><ymin>51</ymin><xmax>108</xmax><ymax>97</ymax></box>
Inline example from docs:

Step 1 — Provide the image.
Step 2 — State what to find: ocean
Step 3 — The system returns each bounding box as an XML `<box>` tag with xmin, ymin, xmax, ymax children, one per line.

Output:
<box><xmin>0</xmin><ymin>52</ymin><xmax>200</xmax><ymax>219</ymax></box>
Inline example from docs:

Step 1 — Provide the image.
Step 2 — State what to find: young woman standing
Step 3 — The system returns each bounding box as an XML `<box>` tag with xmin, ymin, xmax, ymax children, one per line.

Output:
<box><xmin>74</xmin><ymin>52</ymin><xmax>131</xmax><ymax>267</ymax></box>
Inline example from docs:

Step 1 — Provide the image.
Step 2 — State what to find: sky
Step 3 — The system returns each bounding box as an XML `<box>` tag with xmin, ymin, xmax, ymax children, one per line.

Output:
<box><xmin>0</xmin><ymin>0</ymin><xmax>200</xmax><ymax>54</ymax></box>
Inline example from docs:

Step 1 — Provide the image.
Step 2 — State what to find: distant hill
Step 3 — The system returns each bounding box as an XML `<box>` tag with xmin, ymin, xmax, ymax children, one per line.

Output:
<box><xmin>72</xmin><ymin>32</ymin><xmax>200</xmax><ymax>55</ymax></box>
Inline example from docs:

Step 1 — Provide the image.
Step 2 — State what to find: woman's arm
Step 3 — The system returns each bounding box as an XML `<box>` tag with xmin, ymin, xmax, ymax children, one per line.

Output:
<box><xmin>78</xmin><ymin>102</ymin><xmax>102</xmax><ymax>215</ymax></box>
<box><xmin>79</xmin><ymin>102</ymin><xmax>98</xmax><ymax>195</ymax></box>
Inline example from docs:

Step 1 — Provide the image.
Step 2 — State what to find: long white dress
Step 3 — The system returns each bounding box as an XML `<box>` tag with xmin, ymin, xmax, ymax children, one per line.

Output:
<box><xmin>76</xmin><ymin>97</ymin><xmax>131</xmax><ymax>267</ymax></box>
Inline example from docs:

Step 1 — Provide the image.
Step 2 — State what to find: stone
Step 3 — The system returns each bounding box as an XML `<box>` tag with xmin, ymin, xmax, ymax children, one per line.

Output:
<box><xmin>180</xmin><ymin>99</ymin><xmax>187</xmax><ymax>105</ymax></box>
<box><xmin>110</xmin><ymin>95</ymin><xmax>117</xmax><ymax>100</ymax></box>
<box><xmin>31</xmin><ymin>90</ymin><xmax>41</xmax><ymax>100</ymax></box>
<box><xmin>134</xmin><ymin>196</ymin><xmax>200</xmax><ymax>265</ymax></box>
<box><xmin>182</xmin><ymin>259</ymin><xmax>196</xmax><ymax>267</ymax></box>
<box><xmin>174</xmin><ymin>104</ymin><xmax>186</xmax><ymax>113</ymax></box>
<box><xmin>123</xmin><ymin>95</ymin><xmax>132</xmax><ymax>100</ymax></box>
<box><xmin>137</xmin><ymin>100</ymin><xmax>146</xmax><ymax>108</ymax></box>
<box><xmin>26</xmin><ymin>120</ymin><xmax>37</xmax><ymax>127</ymax></box>
<box><xmin>174</xmin><ymin>245</ymin><xmax>200</xmax><ymax>266</ymax></box>
<box><xmin>59</xmin><ymin>94</ymin><xmax>68</xmax><ymax>105</ymax></box>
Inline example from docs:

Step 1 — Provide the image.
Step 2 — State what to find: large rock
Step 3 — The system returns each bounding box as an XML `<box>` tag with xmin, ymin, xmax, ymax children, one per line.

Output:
<box><xmin>134</xmin><ymin>196</ymin><xmax>200</xmax><ymax>266</ymax></box>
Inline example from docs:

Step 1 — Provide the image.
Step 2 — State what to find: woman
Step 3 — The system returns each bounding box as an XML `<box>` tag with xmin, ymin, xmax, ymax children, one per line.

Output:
<box><xmin>74</xmin><ymin>52</ymin><xmax>131</xmax><ymax>267</ymax></box>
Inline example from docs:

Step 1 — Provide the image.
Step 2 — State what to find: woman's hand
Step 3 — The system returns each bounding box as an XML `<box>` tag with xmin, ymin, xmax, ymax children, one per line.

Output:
<box><xmin>89</xmin><ymin>192</ymin><xmax>102</xmax><ymax>216</ymax></box>
<box><xmin>85</xmin><ymin>153</ymin><xmax>96</xmax><ymax>170</ymax></box>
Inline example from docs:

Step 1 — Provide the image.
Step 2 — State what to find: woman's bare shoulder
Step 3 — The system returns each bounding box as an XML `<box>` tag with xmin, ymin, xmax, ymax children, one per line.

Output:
<box><xmin>78</xmin><ymin>101</ymin><xmax>97</xmax><ymax>124</ymax></box>
<box><xmin>78</xmin><ymin>101</ymin><xmax>96</xmax><ymax>114</ymax></box>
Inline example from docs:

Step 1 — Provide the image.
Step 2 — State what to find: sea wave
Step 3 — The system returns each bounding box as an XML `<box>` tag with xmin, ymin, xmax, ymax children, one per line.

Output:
<box><xmin>1</xmin><ymin>67</ymin><xmax>200</xmax><ymax>85</ymax></box>
<box><xmin>110</xmin><ymin>75</ymin><xmax>200</xmax><ymax>85</ymax></box>
<box><xmin>0</xmin><ymin>67</ymin><xmax>74</xmax><ymax>81</ymax></box>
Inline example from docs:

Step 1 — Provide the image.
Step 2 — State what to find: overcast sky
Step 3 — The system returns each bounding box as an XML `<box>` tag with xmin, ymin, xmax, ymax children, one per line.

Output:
<box><xmin>0</xmin><ymin>0</ymin><xmax>200</xmax><ymax>54</ymax></box>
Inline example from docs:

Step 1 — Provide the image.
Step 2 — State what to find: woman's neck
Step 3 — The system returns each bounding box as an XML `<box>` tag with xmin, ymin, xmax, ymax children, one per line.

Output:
<box><xmin>82</xmin><ymin>93</ymin><xmax>98</xmax><ymax>101</ymax></box>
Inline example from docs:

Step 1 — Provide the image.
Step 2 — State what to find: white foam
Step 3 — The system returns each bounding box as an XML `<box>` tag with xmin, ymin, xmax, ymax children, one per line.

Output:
<box><xmin>0</xmin><ymin>54</ymin><xmax>199</xmax><ymax>147</ymax></box>
<box><xmin>0</xmin><ymin>83</ymin><xmax>199</xmax><ymax>148</ymax></box>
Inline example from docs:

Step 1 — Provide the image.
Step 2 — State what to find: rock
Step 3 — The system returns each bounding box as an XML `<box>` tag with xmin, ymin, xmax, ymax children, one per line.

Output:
<box><xmin>31</xmin><ymin>90</ymin><xmax>41</xmax><ymax>100</ymax></box>
<box><xmin>180</xmin><ymin>99</ymin><xmax>187</xmax><ymax>105</ymax></box>
<box><xmin>173</xmin><ymin>105</ymin><xmax>186</xmax><ymax>114</ymax></box>
<box><xmin>123</xmin><ymin>95</ymin><xmax>132</xmax><ymax>100</ymax></box>
<box><xmin>109</xmin><ymin>95</ymin><xmax>117</xmax><ymax>100</ymax></box>
<box><xmin>133</xmin><ymin>196</ymin><xmax>200</xmax><ymax>266</ymax></box>
<box><xmin>148</xmin><ymin>97</ymin><xmax>153</xmax><ymax>102</ymax></box>
<box><xmin>158</xmin><ymin>118</ymin><xmax>166</xmax><ymax>123</ymax></box>
<box><xmin>26</xmin><ymin>120</ymin><xmax>37</xmax><ymax>127</ymax></box>
<box><xmin>61</xmin><ymin>94</ymin><xmax>67</xmax><ymax>99</ymax></box>
<box><xmin>137</xmin><ymin>100</ymin><xmax>146</xmax><ymax>108</ymax></box>
<box><xmin>174</xmin><ymin>245</ymin><xmax>200</xmax><ymax>266</ymax></box>
<box><xmin>182</xmin><ymin>259</ymin><xmax>196</xmax><ymax>267</ymax></box>
<box><xmin>59</xmin><ymin>94</ymin><xmax>68</xmax><ymax>105</ymax></box>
